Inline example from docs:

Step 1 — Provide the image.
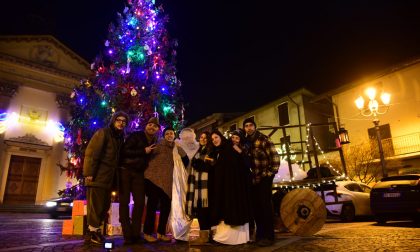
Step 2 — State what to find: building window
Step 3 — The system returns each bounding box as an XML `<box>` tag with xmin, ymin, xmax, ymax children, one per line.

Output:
<box><xmin>368</xmin><ymin>123</ymin><xmax>394</xmax><ymax>157</ymax></box>
<box><xmin>229</xmin><ymin>124</ymin><xmax>237</xmax><ymax>131</ymax></box>
<box><xmin>278</xmin><ymin>103</ymin><xmax>289</xmax><ymax>126</ymax></box>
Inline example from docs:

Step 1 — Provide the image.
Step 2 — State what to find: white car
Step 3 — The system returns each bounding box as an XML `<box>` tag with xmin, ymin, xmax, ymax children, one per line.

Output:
<box><xmin>321</xmin><ymin>181</ymin><xmax>372</xmax><ymax>221</ymax></box>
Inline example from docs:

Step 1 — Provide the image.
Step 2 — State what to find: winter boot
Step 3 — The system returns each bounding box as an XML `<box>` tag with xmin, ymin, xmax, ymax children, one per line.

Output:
<box><xmin>190</xmin><ymin>230</ymin><xmax>210</xmax><ymax>245</ymax></box>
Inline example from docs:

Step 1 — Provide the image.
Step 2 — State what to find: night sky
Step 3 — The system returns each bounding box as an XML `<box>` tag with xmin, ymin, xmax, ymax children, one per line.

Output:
<box><xmin>2</xmin><ymin>0</ymin><xmax>420</xmax><ymax>123</ymax></box>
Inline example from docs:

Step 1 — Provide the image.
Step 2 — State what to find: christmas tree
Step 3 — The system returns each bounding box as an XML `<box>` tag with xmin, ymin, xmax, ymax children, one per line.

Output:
<box><xmin>58</xmin><ymin>0</ymin><xmax>183</xmax><ymax>197</ymax></box>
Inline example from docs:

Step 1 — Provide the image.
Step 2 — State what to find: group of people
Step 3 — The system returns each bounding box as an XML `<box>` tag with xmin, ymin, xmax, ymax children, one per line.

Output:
<box><xmin>82</xmin><ymin>112</ymin><xmax>280</xmax><ymax>247</ymax></box>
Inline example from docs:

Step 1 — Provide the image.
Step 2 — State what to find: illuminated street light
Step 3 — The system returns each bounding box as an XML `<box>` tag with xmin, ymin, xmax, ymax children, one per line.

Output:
<box><xmin>355</xmin><ymin>87</ymin><xmax>391</xmax><ymax>177</ymax></box>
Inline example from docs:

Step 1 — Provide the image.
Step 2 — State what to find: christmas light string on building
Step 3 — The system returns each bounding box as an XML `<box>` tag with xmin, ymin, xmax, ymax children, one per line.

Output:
<box><xmin>272</xmin><ymin>124</ymin><xmax>348</xmax><ymax>190</ymax></box>
<box><xmin>0</xmin><ymin>112</ymin><xmax>65</xmax><ymax>142</ymax></box>
<box><xmin>305</xmin><ymin>123</ymin><xmax>346</xmax><ymax>178</ymax></box>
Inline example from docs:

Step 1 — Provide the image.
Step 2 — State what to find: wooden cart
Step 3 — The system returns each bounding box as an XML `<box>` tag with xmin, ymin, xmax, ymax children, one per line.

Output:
<box><xmin>258</xmin><ymin>122</ymin><xmax>351</xmax><ymax>236</ymax></box>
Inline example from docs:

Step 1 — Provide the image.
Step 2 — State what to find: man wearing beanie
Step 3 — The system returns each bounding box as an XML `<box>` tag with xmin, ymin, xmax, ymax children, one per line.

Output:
<box><xmin>118</xmin><ymin>117</ymin><xmax>160</xmax><ymax>245</ymax></box>
<box><xmin>83</xmin><ymin>111</ymin><xmax>129</xmax><ymax>245</ymax></box>
<box><xmin>243</xmin><ymin>118</ymin><xmax>280</xmax><ymax>247</ymax></box>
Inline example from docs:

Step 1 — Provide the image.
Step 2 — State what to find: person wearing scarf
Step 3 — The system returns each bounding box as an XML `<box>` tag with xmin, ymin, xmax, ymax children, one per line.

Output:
<box><xmin>186</xmin><ymin>131</ymin><xmax>212</xmax><ymax>245</ymax></box>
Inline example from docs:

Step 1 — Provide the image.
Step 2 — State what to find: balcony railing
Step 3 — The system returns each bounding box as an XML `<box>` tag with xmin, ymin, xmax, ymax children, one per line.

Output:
<box><xmin>381</xmin><ymin>132</ymin><xmax>420</xmax><ymax>157</ymax></box>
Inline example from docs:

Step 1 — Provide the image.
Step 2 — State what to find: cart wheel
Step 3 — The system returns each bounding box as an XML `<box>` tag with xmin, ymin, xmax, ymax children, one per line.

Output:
<box><xmin>280</xmin><ymin>188</ymin><xmax>326</xmax><ymax>236</ymax></box>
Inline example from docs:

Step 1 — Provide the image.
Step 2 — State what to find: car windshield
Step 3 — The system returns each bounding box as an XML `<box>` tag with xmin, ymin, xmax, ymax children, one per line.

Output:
<box><xmin>381</xmin><ymin>175</ymin><xmax>420</xmax><ymax>181</ymax></box>
<box><xmin>360</xmin><ymin>184</ymin><xmax>371</xmax><ymax>193</ymax></box>
<box><xmin>344</xmin><ymin>183</ymin><xmax>364</xmax><ymax>192</ymax></box>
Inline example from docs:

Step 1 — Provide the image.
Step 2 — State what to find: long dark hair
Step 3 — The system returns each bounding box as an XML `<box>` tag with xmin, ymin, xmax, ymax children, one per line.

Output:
<box><xmin>210</xmin><ymin>129</ymin><xmax>228</xmax><ymax>147</ymax></box>
<box><xmin>199</xmin><ymin>131</ymin><xmax>212</xmax><ymax>150</ymax></box>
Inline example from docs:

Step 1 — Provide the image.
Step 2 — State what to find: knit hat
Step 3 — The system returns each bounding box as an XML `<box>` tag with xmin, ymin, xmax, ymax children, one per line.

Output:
<box><xmin>163</xmin><ymin>127</ymin><xmax>175</xmax><ymax>136</ymax></box>
<box><xmin>109</xmin><ymin>111</ymin><xmax>129</xmax><ymax>127</ymax></box>
<box><xmin>243</xmin><ymin>117</ymin><xmax>256</xmax><ymax>128</ymax></box>
<box><xmin>231</xmin><ymin>128</ymin><xmax>245</xmax><ymax>139</ymax></box>
<box><xmin>147</xmin><ymin>117</ymin><xmax>160</xmax><ymax>127</ymax></box>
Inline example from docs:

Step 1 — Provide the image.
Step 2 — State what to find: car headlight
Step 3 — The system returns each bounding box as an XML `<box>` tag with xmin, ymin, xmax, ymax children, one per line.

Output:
<box><xmin>46</xmin><ymin>201</ymin><xmax>57</xmax><ymax>207</ymax></box>
<box><xmin>70</xmin><ymin>202</ymin><xmax>73</xmax><ymax>207</ymax></box>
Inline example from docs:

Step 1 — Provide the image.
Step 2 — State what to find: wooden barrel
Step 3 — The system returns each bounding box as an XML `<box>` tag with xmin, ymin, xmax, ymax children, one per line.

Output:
<box><xmin>280</xmin><ymin>188</ymin><xmax>326</xmax><ymax>236</ymax></box>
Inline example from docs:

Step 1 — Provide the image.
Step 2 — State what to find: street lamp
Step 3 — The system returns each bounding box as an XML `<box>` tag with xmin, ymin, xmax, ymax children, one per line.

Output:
<box><xmin>354</xmin><ymin>87</ymin><xmax>391</xmax><ymax>177</ymax></box>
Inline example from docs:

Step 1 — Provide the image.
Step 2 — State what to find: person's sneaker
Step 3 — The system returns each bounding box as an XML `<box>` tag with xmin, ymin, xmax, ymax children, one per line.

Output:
<box><xmin>144</xmin><ymin>233</ymin><xmax>158</xmax><ymax>243</ymax></box>
<box><xmin>90</xmin><ymin>230</ymin><xmax>105</xmax><ymax>245</ymax></box>
<box><xmin>257</xmin><ymin>239</ymin><xmax>274</xmax><ymax>247</ymax></box>
<box><xmin>157</xmin><ymin>233</ymin><xmax>171</xmax><ymax>242</ymax></box>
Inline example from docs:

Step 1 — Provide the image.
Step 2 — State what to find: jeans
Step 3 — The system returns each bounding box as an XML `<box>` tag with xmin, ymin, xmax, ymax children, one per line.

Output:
<box><xmin>252</xmin><ymin>176</ymin><xmax>275</xmax><ymax>240</ymax></box>
<box><xmin>119</xmin><ymin>168</ymin><xmax>145</xmax><ymax>239</ymax></box>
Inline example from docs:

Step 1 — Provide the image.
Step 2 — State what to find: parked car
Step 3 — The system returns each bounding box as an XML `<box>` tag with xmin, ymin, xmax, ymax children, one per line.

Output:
<box><xmin>370</xmin><ymin>174</ymin><xmax>420</xmax><ymax>224</ymax></box>
<box><xmin>45</xmin><ymin>197</ymin><xmax>73</xmax><ymax>219</ymax></box>
<box><xmin>321</xmin><ymin>181</ymin><xmax>372</xmax><ymax>222</ymax></box>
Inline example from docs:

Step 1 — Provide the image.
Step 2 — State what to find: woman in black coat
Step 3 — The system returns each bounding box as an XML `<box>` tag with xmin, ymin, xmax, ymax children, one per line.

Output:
<box><xmin>208</xmin><ymin>130</ymin><xmax>250</xmax><ymax>244</ymax></box>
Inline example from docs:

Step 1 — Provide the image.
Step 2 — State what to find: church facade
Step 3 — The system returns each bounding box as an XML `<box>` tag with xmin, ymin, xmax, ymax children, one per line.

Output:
<box><xmin>0</xmin><ymin>35</ymin><xmax>90</xmax><ymax>205</ymax></box>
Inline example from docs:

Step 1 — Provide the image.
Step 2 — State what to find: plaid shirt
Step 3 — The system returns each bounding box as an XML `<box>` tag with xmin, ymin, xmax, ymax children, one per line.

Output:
<box><xmin>247</xmin><ymin>131</ymin><xmax>280</xmax><ymax>183</ymax></box>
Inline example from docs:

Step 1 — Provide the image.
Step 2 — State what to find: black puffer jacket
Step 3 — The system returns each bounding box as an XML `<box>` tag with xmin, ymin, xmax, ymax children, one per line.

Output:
<box><xmin>119</xmin><ymin>131</ymin><xmax>157</xmax><ymax>172</ymax></box>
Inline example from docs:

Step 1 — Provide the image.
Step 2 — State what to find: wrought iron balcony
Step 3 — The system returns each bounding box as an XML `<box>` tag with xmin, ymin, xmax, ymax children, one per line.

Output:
<box><xmin>379</xmin><ymin>132</ymin><xmax>420</xmax><ymax>157</ymax></box>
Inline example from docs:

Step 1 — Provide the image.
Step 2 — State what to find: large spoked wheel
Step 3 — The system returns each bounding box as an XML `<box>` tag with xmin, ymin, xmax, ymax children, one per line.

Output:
<box><xmin>280</xmin><ymin>188</ymin><xmax>327</xmax><ymax>236</ymax></box>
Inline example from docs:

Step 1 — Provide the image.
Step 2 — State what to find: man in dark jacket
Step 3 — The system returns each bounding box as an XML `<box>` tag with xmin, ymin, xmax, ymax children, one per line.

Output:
<box><xmin>243</xmin><ymin>118</ymin><xmax>280</xmax><ymax>247</ymax></box>
<box><xmin>83</xmin><ymin>111</ymin><xmax>129</xmax><ymax>245</ymax></box>
<box><xmin>118</xmin><ymin>117</ymin><xmax>160</xmax><ymax>245</ymax></box>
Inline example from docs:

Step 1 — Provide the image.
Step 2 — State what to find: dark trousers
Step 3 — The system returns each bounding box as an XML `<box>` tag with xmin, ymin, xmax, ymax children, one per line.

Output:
<box><xmin>252</xmin><ymin>176</ymin><xmax>275</xmax><ymax>241</ymax></box>
<box><xmin>86</xmin><ymin>186</ymin><xmax>111</xmax><ymax>229</ymax></box>
<box><xmin>119</xmin><ymin>168</ymin><xmax>145</xmax><ymax>239</ymax></box>
<box><xmin>144</xmin><ymin>179</ymin><xmax>171</xmax><ymax>235</ymax></box>
<box><xmin>196</xmin><ymin>206</ymin><xmax>211</xmax><ymax>230</ymax></box>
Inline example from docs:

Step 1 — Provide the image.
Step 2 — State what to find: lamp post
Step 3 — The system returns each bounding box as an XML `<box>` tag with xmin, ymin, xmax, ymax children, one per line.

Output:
<box><xmin>355</xmin><ymin>87</ymin><xmax>391</xmax><ymax>177</ymax></box>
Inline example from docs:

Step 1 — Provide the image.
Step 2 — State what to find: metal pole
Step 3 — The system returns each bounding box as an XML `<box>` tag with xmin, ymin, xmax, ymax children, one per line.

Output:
<box><xmin>332</xmin><ymin>122</ymin><xmax>348</xmax><ymax>176</ymax></box>
<box><xmin>373</xmin><ymin>118</ymin><xmax>387</xmax><ymax>177</ymax></box>
<box><xmin>309</xmin><ymin>126</ymin><xmax>321</xmax><ymax>180</ymax></box>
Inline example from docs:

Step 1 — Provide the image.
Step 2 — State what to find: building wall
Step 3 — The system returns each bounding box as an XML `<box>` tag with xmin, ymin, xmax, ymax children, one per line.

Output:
<box><xmin>332</xmin><ymin>60</ymin><xmax>420</xmax><ymax>173</ymax></box>
<box><xmin>215</xmin><ymin>88</ymin><xmax>336</xmax><ymax>170</ymax></box>
<box><xmin>5</xmin><ymin>86</ymin><xmax>59</xmax><ymax>144</ymax></box>
<box><xmin>0</xmin><ymin>36</ymin><xmax>90</xmax><ymax>205</ymax></box>
<box><xmin>333</xmin><ymin>63</ymin><xmax>420</xmax><ymax>144</ymax></box>
<box><xmin>218</xmin><ymin>88</ymin><xmax>333</xmax><ymax>149</ymax></box>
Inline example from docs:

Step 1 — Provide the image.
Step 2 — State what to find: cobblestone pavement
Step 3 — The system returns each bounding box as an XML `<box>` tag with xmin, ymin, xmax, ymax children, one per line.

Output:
<box><xmin>0</xmin><ymin>213</ymin><xmax>418</xmax><ymax>251</ymax></box>
<box><xmin>272</xmin><ymin>221</ymin><xmax>420</xmax><ymax>252</ymax></box>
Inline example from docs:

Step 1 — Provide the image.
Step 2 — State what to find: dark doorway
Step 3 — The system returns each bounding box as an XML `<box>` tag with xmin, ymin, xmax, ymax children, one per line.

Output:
<box><xmin>3</xmin><ymin>155</ymin><xmax>41</xmax><ymax>205</ymax></box>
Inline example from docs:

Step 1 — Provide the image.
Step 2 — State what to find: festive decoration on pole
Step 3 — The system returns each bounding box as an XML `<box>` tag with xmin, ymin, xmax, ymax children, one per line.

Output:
<box><xmin>59</xmin><ymin>0</ymin><xmax>183</xmax><ymax>198</ymax></box>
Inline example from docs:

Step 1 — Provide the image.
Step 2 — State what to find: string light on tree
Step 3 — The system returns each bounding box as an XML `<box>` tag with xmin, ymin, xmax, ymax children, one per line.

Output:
<box><xmin>58</xmin><ymin>0</ymin><xmax>184</xmax><ymax>198</ymax></box>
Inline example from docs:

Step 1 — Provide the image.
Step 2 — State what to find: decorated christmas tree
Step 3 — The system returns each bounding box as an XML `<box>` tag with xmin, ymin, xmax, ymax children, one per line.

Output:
<box><xmin>58</xmin><ymin>0</ymin><xmax>183</xmax><ymax>198</ymax></box>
